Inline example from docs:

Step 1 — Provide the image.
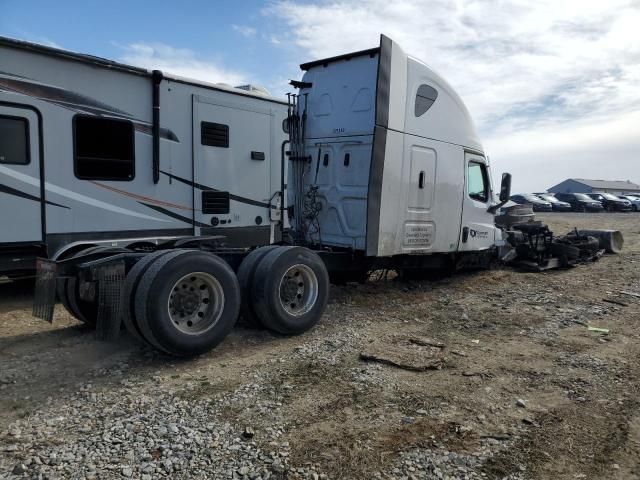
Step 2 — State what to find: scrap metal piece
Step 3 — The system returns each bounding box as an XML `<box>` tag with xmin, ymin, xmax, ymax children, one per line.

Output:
<box><xmin>94</xmin><ymin>261</ymin><xmax>125</xmax><ymax>341</ymax></box>
<box><xmin>569</xmin><ymin>229</ymin><xmax>623</xmax><ymax>254</ymax></box>
<box><xmin>32</xmin><ymin>258</ymin><xmax>57</xmax><ymax>323</ymax></box>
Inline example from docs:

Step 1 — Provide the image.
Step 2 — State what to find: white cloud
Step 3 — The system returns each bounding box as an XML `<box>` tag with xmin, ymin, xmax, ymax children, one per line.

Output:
<box><xmin>232</xmin><ymin>24</ymin><xmax>257</xmax><ymax>37</ymax></box>
<box><xmin>267</xmin><ymin>0</ymin><xmax>640</xmax><ymax>191</ymax></box>
<box><xmin>486</xmin><ymin>110</ymin><xmax>640</xmax><ymax>192</ymax></box>
<box><xmin>118</xmin><ymin>43</ymin><xmax>247</xmax><ymax>86</ymax></box>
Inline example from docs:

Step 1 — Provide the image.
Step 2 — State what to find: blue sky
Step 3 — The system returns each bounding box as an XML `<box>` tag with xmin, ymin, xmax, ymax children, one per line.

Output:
<box><xmin>2</xmin><ymin>0</ymin><xmax>638</xmax><ymax>191</ymax></box>
<box><xmin>0</xmin><ymin>0</ymin><xmax>296</xmax><ymax>91</ymax></box>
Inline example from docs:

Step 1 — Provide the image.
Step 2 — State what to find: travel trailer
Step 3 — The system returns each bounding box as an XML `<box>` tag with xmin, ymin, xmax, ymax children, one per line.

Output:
<box><xmin>0</xmin><ymin>35</ymin><xmax>511</xmax><ymax>355</ymax></box>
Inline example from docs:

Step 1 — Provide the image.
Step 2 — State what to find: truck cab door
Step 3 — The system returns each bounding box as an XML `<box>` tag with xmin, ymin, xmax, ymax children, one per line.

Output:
<box><xmin>0</xmin><ymin>106</ymin><xmax>42</xmax><ymax>243</ymax></box>
<box><xmin>458</xmin><ymin>153</ymin><xmax>495</xmax><ymax>251</ymax></box>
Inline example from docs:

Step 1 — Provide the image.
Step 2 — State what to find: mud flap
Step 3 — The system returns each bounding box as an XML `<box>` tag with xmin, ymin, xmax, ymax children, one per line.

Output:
<box><xmin>94</xmin><ymin>261</ymin><xmax>125</xmax><ymax>341</ymax></box>
<box><xmin>33</xmin><ymin>258</ymin><xmax>57</xmax><ymax>323</ymax></box>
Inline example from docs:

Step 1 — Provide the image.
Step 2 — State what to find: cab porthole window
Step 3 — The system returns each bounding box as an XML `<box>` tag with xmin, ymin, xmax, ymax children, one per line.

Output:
<box><xmin>414</xmin><ymin>84</ymin><xmax>438</xmax><ymax>117</ymax></box>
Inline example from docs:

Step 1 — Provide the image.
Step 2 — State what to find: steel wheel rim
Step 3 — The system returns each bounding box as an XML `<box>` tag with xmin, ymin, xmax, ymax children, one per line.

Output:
<box><xmin>168</xmin><ymin>272</ymin><xmax>224</xmax><ymax>335</ymax></box>
<box><xmin>279</xmin><ymin>264</ymin><xmax>318</xmax><ymax>317</ymax></box>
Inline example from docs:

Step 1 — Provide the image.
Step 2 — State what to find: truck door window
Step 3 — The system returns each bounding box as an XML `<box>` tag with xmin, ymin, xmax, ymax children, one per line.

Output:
<box><xmin>74</xmin><ymin>115</ymin><xmax>135</xmax><ymax>181</ymax></box>
<box><xmin>0</xmin><ymin>116</ymin><xmax>30</xmax><ymax>165</ymax></box>
<box><xmin>468</xmin><ymin>161</ymin><xmax>489</xmax><ymax>202</ymax></box>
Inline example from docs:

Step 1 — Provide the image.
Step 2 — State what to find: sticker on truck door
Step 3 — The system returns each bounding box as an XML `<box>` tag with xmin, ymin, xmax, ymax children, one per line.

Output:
<box><xmin>403</xmin><ymin>222</ymin><xmax>434</xmax><ymax>248</ymax></box>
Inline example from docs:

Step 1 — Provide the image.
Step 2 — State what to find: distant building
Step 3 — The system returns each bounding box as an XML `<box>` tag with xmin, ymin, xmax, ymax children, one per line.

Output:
<box><xmin>548</xmin><ymin>178</ymin><xmax>640</xmax><ymax>195</ymax></box>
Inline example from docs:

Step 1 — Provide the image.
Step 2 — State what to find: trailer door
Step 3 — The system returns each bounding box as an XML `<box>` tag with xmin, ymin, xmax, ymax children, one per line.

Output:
<box><xmin>0</xmin><ymin>106</ymin><xmax>42</xmax><ymax>243</ymax></box>
<box><xmin>193</xmin><ymin>96</ymin><xmax>272</xmax><ymax>238</ymax></box>
<box><xmin>458</xmin><ymin>152</ymin><xmax>496</xmax><ymax>251</ymax></box>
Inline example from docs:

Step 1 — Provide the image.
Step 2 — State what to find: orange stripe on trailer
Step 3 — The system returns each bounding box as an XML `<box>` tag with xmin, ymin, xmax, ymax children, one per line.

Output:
<box><xmin>90</xmin><ymin>181</ymin><xmax>193</xmax><ymax>211</ymax></box>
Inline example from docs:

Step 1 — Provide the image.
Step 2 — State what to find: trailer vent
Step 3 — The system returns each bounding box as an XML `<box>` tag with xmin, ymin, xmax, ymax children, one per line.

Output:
<box><xmin>201</xmin><ymin>122</ymin><xmax>229</xmax><ymax>148</ymax></box>
<box><xmin>202</xmin><ymin>191</ymin><xmax>230</xmax><ymax>214</ymax></box>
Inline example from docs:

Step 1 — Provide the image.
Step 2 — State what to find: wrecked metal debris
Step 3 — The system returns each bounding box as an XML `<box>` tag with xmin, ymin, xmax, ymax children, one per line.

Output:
<box><xmin>497</xmin><ymin>205</ymin><xmax>622</xmax><ymax>271</ymax></box>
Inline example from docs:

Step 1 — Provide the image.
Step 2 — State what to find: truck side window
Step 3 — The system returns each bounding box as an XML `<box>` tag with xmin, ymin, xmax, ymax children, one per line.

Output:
<box><xmin>74</xmin><ymin>115</ymin><xmax>135</xmax><ymax>181</ymax></box>
<box><xmin>414</xmin><ymin>84</ymin><xmax>438</xmax><ymax>117</ymax></box>
<box><xmin>468</xmin><ymin>161</ymin><xmax>489</xmax><ymax>202</ymax></box>
<box><xmin>0</xmin><ymin>116</ymin><xmax>30</xmax><ymax>165</ymax></box>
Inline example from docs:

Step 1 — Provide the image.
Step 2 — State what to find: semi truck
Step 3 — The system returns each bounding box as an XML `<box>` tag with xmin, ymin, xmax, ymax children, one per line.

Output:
<box><xmin>0</xmin><ymin>34</ymin><xmax>512</xmax><ymax>355</ymax></box>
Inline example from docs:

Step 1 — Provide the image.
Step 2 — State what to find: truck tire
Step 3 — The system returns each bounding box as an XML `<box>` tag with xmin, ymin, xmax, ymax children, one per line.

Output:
<box><xmin>58</xmin><ymin>246</ymin><xmax>126</xmax><ymax>326</ymax></box>
<box><xmin>120</xmin><ymin>250</ymin><xmax>172</xmax><ymax>344</ymax></box>
<box><xmin>237</xmin><ymin>245</ymin><xmax>279</xmax><ymax>327</ymax></box>
<box><xmin>252</xmin><ymin>246</ymin><xmax>329</xmax><ymax>335</ymax></box>
<box><xmin>134</xmin><ymin>250</ymin><xmax>241</xmax><ymax>356</ymax></box>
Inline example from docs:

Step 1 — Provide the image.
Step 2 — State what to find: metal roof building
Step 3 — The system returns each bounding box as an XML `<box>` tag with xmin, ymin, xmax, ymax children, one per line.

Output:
<box><xmin>548</xmin><ymin>178</ymin><xmax>640</xmax><ymax>195</ymax></box>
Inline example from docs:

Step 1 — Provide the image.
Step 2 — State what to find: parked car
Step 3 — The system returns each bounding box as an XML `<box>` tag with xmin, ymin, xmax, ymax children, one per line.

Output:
<box><xmin>620</xmin><ymin>195</ymin><xmax>640</xmax><ymax>211</ymax></box>
<box><xmin>510</xmin><ymin>194</ymin><xmax>553</xmax><ymax>212</ymax></box>
<box><xmin>554</xmin><ymin>193</ymin><xmax>604</xmax><ymax>212</ymax></box>
<box><xmin>586</xmin><ymin>193</ymin><xmax>632</xmax><ymax>212</ymax></box>
<box><xmin>536</xmin><ymin>193</ymin><xmax>573</xmax><ymax>212</ymax></box>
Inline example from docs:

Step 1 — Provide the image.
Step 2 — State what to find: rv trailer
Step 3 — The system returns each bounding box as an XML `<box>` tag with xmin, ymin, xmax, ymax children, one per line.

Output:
<box><xmin>0</xmin><ymin>35</ymin><xmax>511</xmax><ymax>356</ymax></box>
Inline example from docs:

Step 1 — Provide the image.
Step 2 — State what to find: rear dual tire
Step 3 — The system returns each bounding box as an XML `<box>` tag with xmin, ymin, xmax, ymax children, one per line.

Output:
<box><xmin>250</xmin><ymin>246</ymin><xmax>329</xmax><ymax>335</ymax></box>
<box><xmin>237</xmin><ymin>245</ymin><xmax>280</xmax><ymax>327</ymax></box>
<box><xmin>68</xmin><ymin>244</ymin><xmax>329</xmax><ymax>355</ymax></box>
<box><xmin>126</xmin><ymin>250</ymin><xmax>240</xmax><ymax>357</ymax></box>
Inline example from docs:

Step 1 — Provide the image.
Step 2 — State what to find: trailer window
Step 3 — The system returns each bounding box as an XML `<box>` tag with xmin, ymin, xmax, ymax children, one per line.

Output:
<box><xmin>74</xmin><ymin>116</ymin><xmax>135</xmax><ymax>181</ymax></box>
<box><xmin>468</xmin><ymin>161</ymin><xmax>489</xmax><ymax>202</ymax></box>
<box><xmin>0</xmin><ymin>116</ymin><xmax>30</xmax><ymax>165</ymax></box>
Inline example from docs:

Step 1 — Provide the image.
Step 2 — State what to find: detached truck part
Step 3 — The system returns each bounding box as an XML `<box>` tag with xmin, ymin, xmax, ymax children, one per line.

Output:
<box><xmin>0</xmin><ymin>35</ymin><xmax>511</xmax><ymax>356</ymax></box>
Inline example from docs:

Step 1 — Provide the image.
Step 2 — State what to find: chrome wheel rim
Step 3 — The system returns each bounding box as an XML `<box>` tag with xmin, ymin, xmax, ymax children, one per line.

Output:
<box><xmin>279</xmin><ymin>264</ymin><xmax>318</xmax><ymax>317</ymax></box>
<box><xmin>168</xmin><ymin>272</ymin><xmax>224</xmax><ymax>335</ymax></box>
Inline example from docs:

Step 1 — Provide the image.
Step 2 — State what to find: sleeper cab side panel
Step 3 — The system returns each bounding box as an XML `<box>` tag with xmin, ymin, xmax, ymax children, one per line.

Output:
<box><xmin>372</xmin><ymin>133</ymin><xmax>465</xmax><ymax>257</ymax></box>
<box><xmin>397</xmin><ymin>139</ymin><xmax>465</xmax><ymax>255</ymax></box>
<box><xmin>403</xmin><ymin>57</ymin><xmax>482</xmax><ymax>152</ymax></box>
<box><xmin>397</xmin><ymin>143</ymin><xmax>437</xmax><ymax>254</ymax></box>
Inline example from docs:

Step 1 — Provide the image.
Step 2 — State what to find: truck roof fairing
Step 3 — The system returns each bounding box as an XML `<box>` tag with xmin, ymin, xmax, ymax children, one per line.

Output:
<box><xmin>299</xmin><ymin>34</ymin><xmax>482</xmax><ymax>152</ymax></box>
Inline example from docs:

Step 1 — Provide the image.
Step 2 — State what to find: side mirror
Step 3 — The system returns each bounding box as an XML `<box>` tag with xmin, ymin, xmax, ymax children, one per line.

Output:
<box><xmin>499</xmin><ymin>173</ymin><xmax>512</xmax><ymax>203</ymax></box>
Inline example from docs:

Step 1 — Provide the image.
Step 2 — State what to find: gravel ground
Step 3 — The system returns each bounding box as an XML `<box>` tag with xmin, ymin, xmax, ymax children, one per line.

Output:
<box><xmin>1</xmin><ymin>213</ymin><xmax>639</xmax><ymax>479</ymax></box>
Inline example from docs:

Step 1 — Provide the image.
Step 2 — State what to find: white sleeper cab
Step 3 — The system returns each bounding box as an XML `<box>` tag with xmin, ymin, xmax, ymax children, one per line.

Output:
<box><xmin>0</xmin><ymin>35</ymin><xmax>511</xmax><ymax>355</ymax></box>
